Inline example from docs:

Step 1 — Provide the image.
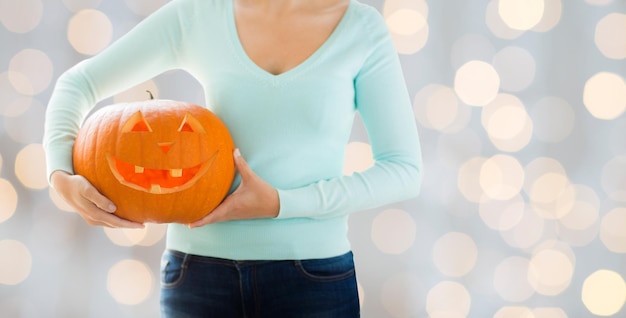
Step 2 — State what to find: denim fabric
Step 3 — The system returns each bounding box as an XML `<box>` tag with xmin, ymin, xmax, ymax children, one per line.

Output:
<box><xmin>160</xmin><ymin>250</ymin><xmax>360</xmax><ymax>318</ymax></box>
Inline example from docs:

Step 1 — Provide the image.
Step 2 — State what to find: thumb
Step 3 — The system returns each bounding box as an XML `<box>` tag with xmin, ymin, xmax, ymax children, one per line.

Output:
<box><xmin>80</xmin><ymin>179</ymin><xmax>117</xmax><ymax>213</ymax></box>
<box><xmin>234</xmin><ymin>149</ymin><xmax>254</xmax><ymax>181</ymax></box>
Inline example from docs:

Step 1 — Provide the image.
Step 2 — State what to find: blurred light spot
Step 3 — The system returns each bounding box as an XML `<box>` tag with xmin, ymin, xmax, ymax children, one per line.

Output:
<box><xmin>555</xmin><ymin>184</ymin><xmax>600</xmax><ymax>246</ymax></box>
<box><xmin>15</xmin><ymin>144</ymin><xmax>48</xmax><ymax>190</ymax></box>
<box><xmin>583</xmin><ymin>72</ymin><xmax>626</xmax><ymax>120</ymax></box>
<box><xmin>425</xmin><ymin>85</ymin><xmax>462</xmax><ymax>131</ymax></box>
<box><xmin>383</xmin><ymin>0</ymin><xmax>430</xmax><ymax>55</ymax></box>
<box><xmin>531</xmin><ymin>97</ymin><xmax>575</xmax><ymax>143</ymax></box>
<box><xmin>486</xmin><ymin>0</ymin><xmax>525</xmax><ymax>39</ymax></box>
<box><xmin>500</xmin><ymin>207</ymin><xmax>545</xmax><ymax>249</ymax></box>
<box><xmin>601</xmin><ymin>155</ymin><xmax>626</xmax><ymax>202</ymax></box>
<box><xmin>532</xmin><ymin>0</ymin><xmax>562</xmax><ymax>32</ymax></box>
<box><xmin>0</xmin><ymin>179</ymin><xmax>18</xmax><ymax>223</ymax></box>
<box><xmin>49</xmin><ymin>187</ymin><xmax>76</xmax><ymax>213</ymax></box>
<box><xmin>4</xmin><ymin>98</ymin><xmax>45</xmax><ymax>144</ymax></box>
<box><xmin>524</xmin><ymin>157</ymin><xmax>567</xmax><ymax>192</ymax></box>
<box><xmin>533</xmin><ymin>239</ymin><xmax>576</xmax><ymax>264</ymax></box>
<box><xmin>528</xmin><ymin>249</ymin><xmax>574</xmax><ymax>295</ymax></box>
<box><xmin>113</xmin><ymin>80</ymin><xmax>159</xmax><ymax>103</ymax></box>
<box><xmin>556</xmin><ymin>218</ymin><xmax>600</xmax><ymax>248</ymax></box>
<box><xmin>381</xmin><ymin>272</ymin><xmax>422</xmax><ymax>318</ymax></box>
<box><xmin>529</xmin><ymin>172</ymin><xmax>573</xmax><ymax>219</ymax></box>
<box><xmin>494</xmin><ymin>307</ymin><xmax>532</xmax><ymax>318</ymax></box>
<box><xmin>457</xmin><ymin>156</ymin><xmax>488</xmax><ymax>203</ymax></box>
<box><xmin>371</xmin><ymin>209</ymin><xmax>416</xmax><ymax>254</ymax></box>
<box><xmin>104</xmin><ymin>223</ymin><xmax>167</xmax><ymax>247</ymax></box>
<box><xmin>600</xmin><ymin>208</ymin><xmax>626</xmax><ymax>253</ymax></box>
<box><xmin>414</xmin><ymin>84</ymin><xmax>470</xmax><ymax>133</ymax></box>
<box><xmin>68</xmin><ymin>9</ymin><xmax>113</xmax><ymax>55</ymax></box>
<box><xmin>558</xmin><ymin>184</ymin><xmax>599</xmax><ymax>231</ymax></box>
<box><xmin>5</xmin><ymin>71</ymin><xmax>33</xmax><ymax>96</ymax></box>
<box><xmin>450</xmin><ymin>34</ymin><xmax>496</xmax><ymax>70</ymax></box>
<box><xmin>436</xmin><ymin>129</ymin><xmax>482</xmax><ymax>168</ymax></box>
<box><xmin>386</xmin><ymin>9</ymin><xmax>426</xmax><ymax>36</ymax></box>
<box><xmin>432</xmin><ymin>232</ymin><xmax>477</xmax><ymax>277</ymax></box>
<box><xmin>493</xmin><ymin>256</ymin><xmax>535</xmax><ymax>302</ymax></box>
<box><xmin>492</xmin><ymin>46</ymin><xmax>536</xmax><ymax>92</ymax></box>
<box><xmin>343</xmin><ymin>142</ymin><xmax>374</xmax><ymax>175</ymax></box>
<box><xmin>383</xmin><ymin>0</ymin><xmax>429</xmax><ymax>19</ymax></box>
<box><xmin>479</xmin><ymin>195</ymin><xmax>525</xmax><ymax>231</ymax></box>
<box><xmin>390</xmin><ymin>22</ymin><xmax>429</xmax><ymax>55</ymax></box>
<box><xmin>481</xmin><ymin>94</ymin><xmax>533</xmax><ymax>152</ymax></box>
<box><xmin>8</xmin><ymin>49</ymin><xmax>53</xmax><ymax>95</ymax></box>
<box><xmin>426</xmin><ymin>281</ymin><xmax>471</xmax><ymax>318</ymax></box>
<box><xmin>124</xmin><ymin>0</ymin><xmax>169</xmax><ymax>16</ymax></box>
<box><xmin>3</xmin><ymin>96</ymin><xmax>34</xmax><ymax>118</ymax></box>
<box><xmin>454</xmin><ymin>60</ymin><xmax>500</xmax><ymax>106</ymax></box>
<box><xmin>107</xmin><ymin>259</ymin><xmax>153</xmax><ymax>305</ymax></box>
<box><xmin>480</xmin><ymin>154</ymin><xmax>524</xmax><ymax>200</ymax></box>
<box><xmin>0</xmin><ymin>240</ymin><xmax>32</xmax><ymax>285</ymax></box>
<box><xmin>498</xmin><ymin>0</ymin><xmax>545</xmax><ymax>31</ymax></box>
<box><xmin>137</xmin><ymin>223</ymin><xmax>168</xmax><ymax>246</ymax></box>
<box><xmin>62</xmin><ymin>0</ymin><xmax>102</xmax><ymax>12</ymax></box>
<box><xmin>0</xmin><ymin>0</ymin><xmax>43</xmax><ymax>33</ymax></box>
<box><xmin>524</xmin><ymin>157</ymin><xmax>571</xmax><ymax>218</ymax></box>
<box><xmin>582</xmin><ymin>270</ymin><xmax>626</xmax><ymax>316</ymax></box>
<box><xmin>413</xmin><ymin>84</ymin><xmax>439</xmax><ymax>130</ymax></box>
<box><xmin>105</xmin><ymin>228</ymin><xmax>147</xmax><ymax>247</ymax></box>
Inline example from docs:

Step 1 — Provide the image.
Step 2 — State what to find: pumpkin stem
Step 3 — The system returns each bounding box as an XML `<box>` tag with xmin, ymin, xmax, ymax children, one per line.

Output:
<box><xmin>146</xmin><ymin>90</ymin><xmax>154</xmax><ymax>100</ymax></box>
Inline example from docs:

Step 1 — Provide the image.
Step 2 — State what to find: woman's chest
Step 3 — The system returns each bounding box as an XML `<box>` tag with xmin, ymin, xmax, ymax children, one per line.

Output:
<box><xmin>234</xmin><ymin>3</ymin><xmax>349</xmax><ymax>76</ymax></box>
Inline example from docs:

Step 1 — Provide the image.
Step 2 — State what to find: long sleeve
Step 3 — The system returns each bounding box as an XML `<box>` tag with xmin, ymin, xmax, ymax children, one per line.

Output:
<box><xmin>276</xmin><ymin>11</ymin><xmax>422</xmax><ymax>220</ymax></box>
<box><xmin>43</xmin><ymin>0</ymin><xmax>191</xmax><ymax>180</ymax></box>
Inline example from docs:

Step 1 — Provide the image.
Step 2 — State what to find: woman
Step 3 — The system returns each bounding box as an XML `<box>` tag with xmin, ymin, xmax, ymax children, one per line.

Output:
<box><xmin>44</xmin><ymin>0</ymin><xmax>422</xmax><ymax>316</ymax></box>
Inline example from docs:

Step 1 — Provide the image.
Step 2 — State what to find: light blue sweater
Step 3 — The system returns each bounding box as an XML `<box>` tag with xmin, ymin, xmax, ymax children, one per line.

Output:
<box><xmin>44</xmin><ymin>0</ymin><xmax>422</xmax><ymax>260</ymax></box>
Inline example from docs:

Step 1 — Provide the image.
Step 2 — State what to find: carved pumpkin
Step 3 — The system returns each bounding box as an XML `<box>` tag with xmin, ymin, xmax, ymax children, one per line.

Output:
<box><xmin>72</xmin><ymin>99</ymin><xmax>235</xmax><ymax>224</ymax></box>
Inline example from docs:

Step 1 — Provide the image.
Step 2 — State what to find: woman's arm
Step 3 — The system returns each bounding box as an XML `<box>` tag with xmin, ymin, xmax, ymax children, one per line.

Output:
<box><xmin>44</xmin><ymin>0</ymin><xmax>191</xmax><ymax>180</ymax></box>
<box><xmin>275</xmin><ymin>13</ymin><xmax>422</xmax><ymax>219</ymax></box>
<box><xmin>44</xmin><ymin>0</ymin><xmax>193</xmax><ymax>226</ymax></box>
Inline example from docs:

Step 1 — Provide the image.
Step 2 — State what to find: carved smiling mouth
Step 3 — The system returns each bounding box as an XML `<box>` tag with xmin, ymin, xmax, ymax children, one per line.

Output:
<box><xmin>106</xmin><ymin>152</ymin><xmax>217</xmax><ymax>194</ymax></box>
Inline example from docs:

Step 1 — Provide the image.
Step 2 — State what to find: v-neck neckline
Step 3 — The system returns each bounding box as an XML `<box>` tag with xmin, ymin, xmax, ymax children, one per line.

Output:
<box><xmin>227</xmin><ymin>0</ymin><xmax>354</xmax><ymax>82</ymax></box>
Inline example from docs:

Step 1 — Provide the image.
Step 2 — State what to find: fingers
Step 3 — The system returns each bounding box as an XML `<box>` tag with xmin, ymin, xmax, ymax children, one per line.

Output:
<box><xmin>53</xmin><ymin>172</ymin><xmax>143</xmax><ymax>229</ymax></box>
<box><xmin>189</xmin><ymin>195</ymin><xmax>232</xmax><ymax>228</ymax></box>
<box><xmin>233</xmin><ymin>148</ymin><xmax>254</xmax><ymax>181</ymax></box>
<box><xmin>188</xmin><ymin>148</ymin><xmax>279</xmax><ymax>228</ymax></box>
<box><xmin>82</xmin><ymin>185</ymin><xmax>117</xmax><ymax>213</ymax></box>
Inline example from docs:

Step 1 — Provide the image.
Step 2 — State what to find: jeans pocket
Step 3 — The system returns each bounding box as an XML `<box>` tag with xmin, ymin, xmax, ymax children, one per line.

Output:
<box><xmin>160</xmin><ymin>250</ymin><xmax>189</xmax><ymax>289</ymax></box>
<box><xmin>295</xmin><ymin>252</ymin><xmax>356</xmax><ymax>282</ymax></box>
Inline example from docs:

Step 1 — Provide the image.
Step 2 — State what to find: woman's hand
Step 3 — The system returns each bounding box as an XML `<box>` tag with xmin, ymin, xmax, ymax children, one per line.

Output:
<box><xmin>189</xmin><ymin>149</ymin><xmax>279</xmax><ymax>228</ymax></box>
<box><xmin>51</xmin><ymin>171</ymin><xmax>144</xmax><ymax>228</ymax></box>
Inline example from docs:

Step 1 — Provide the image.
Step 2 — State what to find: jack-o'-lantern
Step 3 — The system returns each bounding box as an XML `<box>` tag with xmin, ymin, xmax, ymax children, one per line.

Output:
<box><xmin>72</xmin><ymin>97</ymin><xmax>235</xmax><ymax>224</ymax></box>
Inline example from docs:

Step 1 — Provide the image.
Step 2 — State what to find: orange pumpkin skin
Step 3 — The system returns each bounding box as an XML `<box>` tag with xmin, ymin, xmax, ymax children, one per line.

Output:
<box><xmin>72</xmin><ymin>99</ymin><xmax>235</xmax><ymax>224</ymax></box>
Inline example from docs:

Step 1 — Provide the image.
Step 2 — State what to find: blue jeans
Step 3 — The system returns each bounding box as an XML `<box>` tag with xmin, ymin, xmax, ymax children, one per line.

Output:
<box><xmin>160</xmin><ymin>250</ymin><xmax>360</xmax><ymax>318</ymax></box>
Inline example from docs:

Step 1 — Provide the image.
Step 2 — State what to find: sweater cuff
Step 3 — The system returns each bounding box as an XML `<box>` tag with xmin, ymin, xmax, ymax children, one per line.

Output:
<box><xmin>276</xmin><ymin>187</ymin><xmax>316</xmax><ymax>219</ymax></box>
<box><xmin>45</xmin><ymin>144</ymin><xmax>75</xmax><ymax>183</ymax></box>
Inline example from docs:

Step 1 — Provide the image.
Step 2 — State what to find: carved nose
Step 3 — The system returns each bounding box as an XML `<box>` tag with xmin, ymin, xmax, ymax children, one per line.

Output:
<box><xmin>158</xmin><ymin>142</ymin><xmax>174</xmax><ymax>154</ymax></box>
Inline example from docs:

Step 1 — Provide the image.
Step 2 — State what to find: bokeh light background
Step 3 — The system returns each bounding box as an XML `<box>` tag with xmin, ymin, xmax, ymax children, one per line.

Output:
<box><xmin>1</xmin><ymin>0</ymin><xmax>625</xmax><ymax>317</ymax></box>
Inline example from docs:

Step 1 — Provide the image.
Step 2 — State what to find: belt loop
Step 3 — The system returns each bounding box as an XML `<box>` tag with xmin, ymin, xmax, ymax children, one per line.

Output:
<box><xmin>181</xmin><ymin>253</ymin><xmax>191</xmax><ymax>269</ymax></box>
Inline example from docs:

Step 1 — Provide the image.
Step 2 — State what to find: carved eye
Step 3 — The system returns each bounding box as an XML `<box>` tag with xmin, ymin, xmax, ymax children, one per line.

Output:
<box><xmin>122</xmin><ymin>111</ymin><xmax>153</xmax><ymax>133</ymax></box>
<box><xmin>178</xmin><ymin>113</ymin><xmax>206</xmax><ymax>133</ymax></box>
